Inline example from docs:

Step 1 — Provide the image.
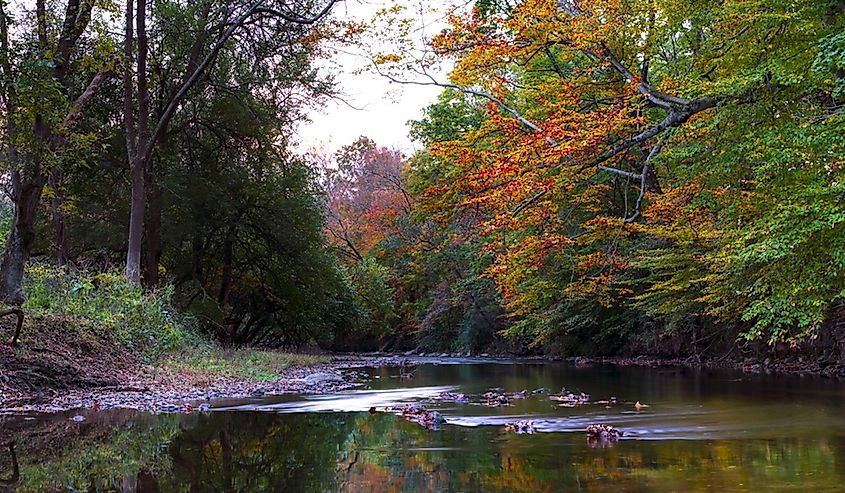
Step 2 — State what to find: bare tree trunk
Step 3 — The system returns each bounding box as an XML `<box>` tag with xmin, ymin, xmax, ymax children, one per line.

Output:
<box><xmin>126</xmin><ymin>158</ymin><xmax>145</xmax><ymax>283</ymax></box>
<box><xmin>0</xmin><ymin>173</ymin><xmax>47</xmax><ymax>305</ymax></box>
<box><xmin>124</xmin><ymin>0</ymin><xmax>149</xmax><ymax>284</ymax></box>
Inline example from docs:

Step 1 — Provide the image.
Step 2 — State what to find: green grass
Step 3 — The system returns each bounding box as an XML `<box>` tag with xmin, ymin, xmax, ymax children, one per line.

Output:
<box><xmin>22</xmin><ymin>265</ymin><xmax>206</xmax><ymax>362</ymax></box>
<box><xmin>16</xmin><ymin>265</ymin><xmax>329</xmax><ymax>385</ymax></box>
<box><xmin>160</xmin><ymin>349</ymin><xmax>329</xmax><ymax>382</ymax></box>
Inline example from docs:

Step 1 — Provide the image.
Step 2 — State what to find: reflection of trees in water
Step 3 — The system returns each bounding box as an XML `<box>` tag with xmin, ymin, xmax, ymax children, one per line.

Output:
<box><xmin>158</xmin><ymin>412</ymin><xmax>357</xmax><ymax>492</ymax></box>
<box><xmin>332</xmin><ymin>415</ymin><xmax>845</xmax><ymax>493</ymax></box>
<box><xmin>2</xmin><ymin>409</ymin><xmax>845</xmax><ymax>492</ymax></box>
<box><xmin>0</xmin><ymin>412</ymin><xmax>179</xmax><ymax>492</ymax></box>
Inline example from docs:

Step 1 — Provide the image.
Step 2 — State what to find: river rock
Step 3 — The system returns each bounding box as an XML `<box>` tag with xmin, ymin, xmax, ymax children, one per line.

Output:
<box><xmin>304</xmin><ymin>372</ymin><xmax>343</xmax><ymax>384</ymax></box>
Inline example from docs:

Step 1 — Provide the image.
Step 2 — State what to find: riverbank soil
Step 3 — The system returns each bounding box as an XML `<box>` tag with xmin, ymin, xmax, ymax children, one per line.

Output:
<box><xmin>0</xmin><ymin>315</ymin><xmax>348</xmax><ymax>414</ymax></box>
<box><xmin>0</xmin><ymin>314</ymin><xmax>142</xmax><ymax>405</ymax></box>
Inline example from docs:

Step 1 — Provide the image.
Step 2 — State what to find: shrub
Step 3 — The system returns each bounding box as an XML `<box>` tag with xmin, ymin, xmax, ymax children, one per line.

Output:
<box><xmin>23</xmin><ymin>265</ymin><xmax>209</xmax><ymax>361</ymax></box>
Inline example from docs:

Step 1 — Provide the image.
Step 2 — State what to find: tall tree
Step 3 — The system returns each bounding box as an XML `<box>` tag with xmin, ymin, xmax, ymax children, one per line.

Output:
<box><xmin>0</xmin><ymin>0</ymin><xmax>112</xmax><ymax>303</ymax></box>
<box><xmin>121</xmin><ymin>0</ymin><xmax>341</xmax><ymax>284</ymax></box>
<box><xmin>373</xmin><ymin>0</ymin><xmax>845</xmax><ymax>351</ymax></box>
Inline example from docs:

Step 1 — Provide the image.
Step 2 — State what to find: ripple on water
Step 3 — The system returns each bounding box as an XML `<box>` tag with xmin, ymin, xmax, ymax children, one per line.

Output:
<box><xmin>215</xmin><ymin>384</ymin><xmax>840</xmax><ymax>442</ymax></box>
<box><xmin>213</xmin><ymin>385</ymin><xmax>460</xmax><ymax>413</ymax></box>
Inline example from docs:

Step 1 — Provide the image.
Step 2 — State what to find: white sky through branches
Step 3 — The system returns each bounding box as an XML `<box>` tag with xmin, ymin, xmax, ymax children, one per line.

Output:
<box><xmin>296</xmin><ymin>0</ymin><xmax>458</xmax><ymax>155</ymax></box>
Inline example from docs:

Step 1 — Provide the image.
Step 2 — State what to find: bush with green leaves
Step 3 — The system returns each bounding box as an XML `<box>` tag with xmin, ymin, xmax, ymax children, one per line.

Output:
<box><xmin>23</xmin><ymin>265</ymin><xmax>208</xmax><ymax>361</ymax></box>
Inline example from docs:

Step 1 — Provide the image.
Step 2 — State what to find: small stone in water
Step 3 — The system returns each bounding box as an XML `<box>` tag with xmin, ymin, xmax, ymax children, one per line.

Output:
<box><xmin>505</xmin><ymin>420</ymin><xmax>536</xmax><ymax>434</ymax></box>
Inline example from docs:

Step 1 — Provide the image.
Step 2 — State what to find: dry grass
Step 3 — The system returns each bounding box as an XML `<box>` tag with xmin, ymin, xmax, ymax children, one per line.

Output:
<box><xmin>159</xmin><ymin>349</ymin><xmax>329</xmax><ymax>383</ymax></box>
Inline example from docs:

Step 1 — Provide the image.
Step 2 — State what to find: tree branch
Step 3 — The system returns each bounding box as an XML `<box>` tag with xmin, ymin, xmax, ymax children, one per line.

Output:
<box><xmin>62</xmin><ymin>61</ymin><xmax>114</xmax><ymax>129</ymax></box>
<box><xmin>600</xmin><ymin>44</ymin><xmax>690</xmax><ymax>109</ymax></box>
<box><xmin>252</xmin><ymin>0</ymin><xmax>341</xmax><ymax>25</ymax></box>
<box><xmin>589</xmin><ymin>96</ymin><xmax>715</xmax><ymax>169</ymax></box>
<box><xmin>624</xmin><ymin>131</ymin><xmax>669</xmax><ymax>223</ymax></box>
<box><xmin>142</xmin><ymin>0</ymin><xmax>341</xmax><ymax>165</ymax></box>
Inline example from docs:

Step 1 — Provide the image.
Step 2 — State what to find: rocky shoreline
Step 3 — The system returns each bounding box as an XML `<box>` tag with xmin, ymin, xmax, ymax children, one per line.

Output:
<box><xmin>0</xmin><ymin>361</ymin><xmax>370</xmax><ymax>416</ymax></box>
<box><xmin>582</xmin><ymin>354</ymin><xmax>845</xmax><ymax>379</ymax></box>
<box><xmin>2</xmin><ymin>352</ymin><xmax>842</xmax><ymax>417</ymax></box>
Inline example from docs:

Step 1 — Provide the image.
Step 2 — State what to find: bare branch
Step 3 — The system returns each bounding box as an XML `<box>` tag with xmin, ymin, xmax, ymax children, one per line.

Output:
<box><xmin>62</xmin><ymin>61</ymin><xmax>114</xmax><ymax>129</ymax></box>
<box><xmin>600</xmin><ymin>44</ymin><xmax>690</xmax><ymax>109</ymax></box>
<box><xmin>589</xmin><ymin>96</ymin><xmax>715</xmax><ymax>169</ymax></box>
<box><xmin>512</xmin><ymin>190</ymin><xmax>547</xmax><ymax>216</ymax></box>
<box><xmin>598</xmin><ymin>165</ymin><xmax>641</xmax><ymax>180</ymax></box>
<box><xmin>624</xmin><ymin>131</ymin><xmax>669</xmax><ymax>223</ymax></box>
<box><xmin>372</xmin><ymin>61</ymin><xmax>557</xmax><ymax>145</ymax></box>
<box><xmin>253</xmin><ymin>0</ymin><xmax>342</xmax><ymax>25</ymax></box>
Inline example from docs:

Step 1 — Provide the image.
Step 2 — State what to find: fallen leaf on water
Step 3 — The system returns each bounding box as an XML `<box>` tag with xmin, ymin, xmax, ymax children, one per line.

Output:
<box><xmin>585</xmin><ymin>423</ymin><xmax>623</xmax><ymax>440</ymax></box>
<box><xmin>504</xmin><ymin>420</ymin><xmax>536</xmax><ymax>434</ymax></box>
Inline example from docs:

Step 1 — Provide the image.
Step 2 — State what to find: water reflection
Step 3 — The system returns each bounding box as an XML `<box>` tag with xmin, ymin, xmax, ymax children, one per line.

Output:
<box><xmin>1</xmin><ymin>362</ymin><xmax>844</xmax><ymax>492</ymax></box>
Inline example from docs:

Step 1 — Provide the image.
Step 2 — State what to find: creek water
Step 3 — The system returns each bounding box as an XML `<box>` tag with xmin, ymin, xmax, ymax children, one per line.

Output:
<box><xmin>2</xmin><ymin>359</ymin><xmax>845</xmax><ymax>492</ymax></box>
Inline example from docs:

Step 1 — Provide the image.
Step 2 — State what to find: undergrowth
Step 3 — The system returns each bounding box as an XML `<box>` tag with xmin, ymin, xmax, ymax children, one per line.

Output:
<box><xmin>21</xmin><ymin>265</ymin><xmax>209</xmax><ymax>362</ymax></box>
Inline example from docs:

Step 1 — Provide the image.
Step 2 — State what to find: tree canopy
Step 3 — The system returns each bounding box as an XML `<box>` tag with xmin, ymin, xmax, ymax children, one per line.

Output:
<box><xmin>2</xmin><ymin>0</ymin><xmax>845</xmax><ymax>357</ymax></box>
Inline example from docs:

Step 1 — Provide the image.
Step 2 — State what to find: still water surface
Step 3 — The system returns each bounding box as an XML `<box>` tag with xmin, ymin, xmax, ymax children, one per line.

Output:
<box><xmin>3</xmin><ymin>359</ymin><xmax>845</xmax><ymax>492</ymax></box>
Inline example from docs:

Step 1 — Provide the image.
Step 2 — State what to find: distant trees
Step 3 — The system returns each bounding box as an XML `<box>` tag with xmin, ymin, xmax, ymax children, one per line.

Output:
<box><xmin>321</xmin><ymin>134</ymin><xmax>505</xmax><ymax>352</ymax></box>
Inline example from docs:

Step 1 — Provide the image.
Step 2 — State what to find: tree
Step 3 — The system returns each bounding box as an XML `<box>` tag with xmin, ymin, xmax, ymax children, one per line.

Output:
<box><xmin>0</xmin><ymin>0</ymin><xmax>113</xmax><ymax>304</ymax></box>
<box><xmin>120</xmin><ymin>0</ymin><xmax>341</xmax><ymax>284</ymax></box>
<box><xmin>376</xmin><ymin>0</ymin><xmax>845</xmax><ymax>351</ymax></box>
<box><xmin>323</xmin><ymin>136</ymin><xmax>411</xmax><ymax>262</ymax></box>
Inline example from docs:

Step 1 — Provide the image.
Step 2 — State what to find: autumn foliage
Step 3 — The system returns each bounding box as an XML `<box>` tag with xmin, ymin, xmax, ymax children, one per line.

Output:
<box><xmin>355</xmin><ymin>0</ymin><xmax>845</xmax><ymax>355</ymax></box>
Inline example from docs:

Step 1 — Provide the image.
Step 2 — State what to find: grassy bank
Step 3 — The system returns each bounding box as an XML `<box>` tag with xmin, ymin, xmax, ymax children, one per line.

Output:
<box><xmin>159</xmin><ymin>349</ymin><xmax>328</xmax><ymax>383</ymax></box>
<box><xmin>0</xmin><ymin>266</ymin><xmax>329</xmax><ymax>404</ymax></box>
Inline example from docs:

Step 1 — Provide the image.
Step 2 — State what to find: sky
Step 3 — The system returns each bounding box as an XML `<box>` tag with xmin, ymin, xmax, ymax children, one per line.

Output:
<box><xmin>294</xmin><ymin>0</ymin><xmax>457</xmax><ymax>155</ymax></box>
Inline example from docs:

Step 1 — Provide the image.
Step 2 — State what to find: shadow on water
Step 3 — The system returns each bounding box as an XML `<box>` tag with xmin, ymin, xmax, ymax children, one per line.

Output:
<box><xmin>2</xmin><ymin>360</ymin><xmax>845</xmax><ymax>491</ymax></box>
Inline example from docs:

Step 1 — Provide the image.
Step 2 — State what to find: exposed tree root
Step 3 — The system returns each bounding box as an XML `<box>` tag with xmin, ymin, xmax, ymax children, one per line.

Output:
<box><xmin>0</xmin><ymin>308</ymin><xmax>23</xmax><ymax>347</ymax></box>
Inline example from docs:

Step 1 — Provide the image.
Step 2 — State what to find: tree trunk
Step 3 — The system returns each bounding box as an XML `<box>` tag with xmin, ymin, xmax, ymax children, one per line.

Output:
<box><xmin>123</xmin><ymin>0</ymin><xmax>149</xmax><ymax>284</ymax></box>
<box><xmin>125</xmin><ymin>158</ymin><xmax>145</xmax><ymax>283</ymax></box>
<box><xmin>0</xmin><ymin>173</ymin><xmax>47</xmax><ymax>305</ymax></box>
<box><xmin>220</xmin><ymin>427</ymin><xmax>235</xmax><ymax>493</ymax></box>
<box><xmin>0</xmin><ymin>0</ymin><xmax>103</xmax><ymax>303</ymax></box>
<box><xmin>143</xmin><ymin>130</ymin><xmax>166</xmax><ymax>288</ymax></box>
<box><xmin>218</xmin><ymin>227</ymin><xmax>234</xmax><ymax>305</ymax></box>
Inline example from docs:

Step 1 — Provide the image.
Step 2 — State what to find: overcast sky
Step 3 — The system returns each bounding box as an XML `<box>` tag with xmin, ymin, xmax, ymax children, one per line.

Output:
<box><xmin>294</xmin><ymin>0</ymin><xmax>457</xmax><ymax>155</ymax></box>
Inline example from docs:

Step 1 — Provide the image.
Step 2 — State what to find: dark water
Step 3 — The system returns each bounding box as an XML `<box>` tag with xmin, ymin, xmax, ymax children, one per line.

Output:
<box><xmin>2</xmin><ymin>360</ymin><xmax>845</xmax><ymax>492</ymax></box>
